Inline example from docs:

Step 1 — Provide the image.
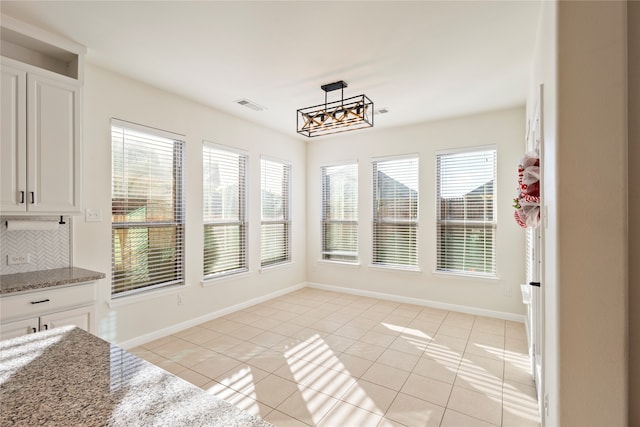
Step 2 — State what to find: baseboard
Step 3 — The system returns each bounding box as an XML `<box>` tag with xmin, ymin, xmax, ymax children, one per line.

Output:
<box><xmin>117</xmin><ymin>282</ymin><xmax>306</xmax><ymax>349</ymax></box>
<box><xmin>306</xmin><ymin>281</ymin><xmax>526</xmax><ymax>323</ymax></box>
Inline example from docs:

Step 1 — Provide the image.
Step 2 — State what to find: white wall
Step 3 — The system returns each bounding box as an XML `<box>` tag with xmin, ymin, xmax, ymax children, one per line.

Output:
<box><xmin>530</xmin><ymin>1</ymin><xmax>628</xmax><ymax>425</ymax></box>
<box><xmin>306</xmin><ymin>108</ymin><xmax>527</xmax><ymax>318</ymax></box>
<box><xmin>71</xmin><ymin>65</ymin><xmax>529</xmax><ymax>346</ymax></box>
<box><xmin>557</xmin><ymin>2</ymin><xmax>628</xmax><ymax>423</ymax></box>
<box><xmin>73</xmin><ymin>64</ymin><xmax>307</xmax><ymax>345</ymax></box>
<box><xmin>629</xmin><ymin>2</ymin><xmax>639</xmax><ymax>424</ymax></box>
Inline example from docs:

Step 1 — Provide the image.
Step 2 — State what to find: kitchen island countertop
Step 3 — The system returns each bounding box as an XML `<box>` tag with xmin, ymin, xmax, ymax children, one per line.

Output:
<box><xmin>0</xmin><ymin>326</ymin><xmax>273</xmax><ymax>426</ymax></box>
<box><xmin>0</xmin><ymin>267</ymin><xmax>106</xmax><ymax>295</ymax></box>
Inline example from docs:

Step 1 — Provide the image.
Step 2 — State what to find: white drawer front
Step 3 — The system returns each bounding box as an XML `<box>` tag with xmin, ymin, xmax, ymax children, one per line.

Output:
<box><xmin>0</xmin><ymin>282</ymin><xmax>97</xmax><ymax>321</ymax></box>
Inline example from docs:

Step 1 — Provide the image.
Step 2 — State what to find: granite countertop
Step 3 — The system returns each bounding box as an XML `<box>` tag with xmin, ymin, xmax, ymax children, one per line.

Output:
<box><xmin>0</xmin><ymin>326</ymin><xmax>273</xmax><ymax>427</ymax></box>
<box><xmin>0</xmin><ymin>267</ymin><xmax>106</xmax><ymax>295</ymax></box>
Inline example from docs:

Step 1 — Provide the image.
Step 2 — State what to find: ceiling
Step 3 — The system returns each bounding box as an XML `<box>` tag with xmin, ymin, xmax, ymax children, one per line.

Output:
<box><xmin>1</xmin><ymin>1</ymin><xmax>541</xmax><ymax>140</ymax></box>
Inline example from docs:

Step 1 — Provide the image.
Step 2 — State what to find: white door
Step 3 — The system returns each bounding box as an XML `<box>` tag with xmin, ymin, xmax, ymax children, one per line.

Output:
<box><xmin>0</xmin><ymin>317</ymin><xmax>39</xmax><ymax>340</ymax></box>
<box><xmin>27</xmin><ymin>72</ymin><xmax>81</xmax><ymax>214</ymax></box>
<box><xmin>532</xmin><ymin>227</ymin><xmax>543</xmax><ymax>401</ymax></box>
<box><xmin>0</xmin><ymin>63</ymin><xmax>27</xmax><ymax>212</ymax></box>
<box><xmin>526</xmin><ymin>84</ymin><xmax>544</xmax><ymax>405</ymax></box>
<box><xmin>39</xmin><ymin>305</ymin><xmax>95</xmax><ymax>333</ymax></box>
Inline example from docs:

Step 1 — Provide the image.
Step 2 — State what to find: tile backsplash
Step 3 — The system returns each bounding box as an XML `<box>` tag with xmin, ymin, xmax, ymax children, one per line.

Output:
<box><xmin>0</xmin><ymin>216</ymin><xmax>71</xmax><ymax>275</ymax></box>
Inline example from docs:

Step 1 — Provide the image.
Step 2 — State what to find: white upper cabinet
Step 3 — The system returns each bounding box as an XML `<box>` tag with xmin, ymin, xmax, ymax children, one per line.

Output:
<box><xmin>0</xmin><ymin>15</ymin><xmax>85</xmax><ymax>215</ymax></box>
<box><xmin>1</xmin><ymin>62</ymin><xmax>81</xmax><ymax>214</ymax></box>
<box><xmin>27</xmin><ymin>70</ymin><xmax>81</xmax><ymax>213</ymax></box>
<box><xmin>0</xmin><ymin>63</ymin><xmax>26</xmax><ymax>212</ymax></box>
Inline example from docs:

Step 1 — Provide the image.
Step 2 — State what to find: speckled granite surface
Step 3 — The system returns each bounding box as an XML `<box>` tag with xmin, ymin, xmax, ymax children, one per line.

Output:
<box><xmin>0</xmin><ymin>267</ymin><xmax>105</xmax><ymax>295</ymax></box>
<box><xmin>0</xmin><ymin>326</ymin><xmax>273</xmax><ymax>426</ymax></box>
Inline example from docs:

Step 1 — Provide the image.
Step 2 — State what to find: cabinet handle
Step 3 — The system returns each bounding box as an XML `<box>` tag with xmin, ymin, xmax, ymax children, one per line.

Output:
<box><xmin>30</xmin><ymin>192</ymin><xmax>35</xmax><ymax>204</ymax></box>
<box><xmin>20</xmin><ymin>191</ymin><xmax>25</xmax><ymax>204</ymax></box>
<box><xmin>32</xmin><ymin>327</ymin><xmax>37</xmax><ymax>333</ymax></box>
<box><xmin>43</xmin><ymin>324</ymin><xmax>49</xmax><ymax>330</ymax></box>
<box><xmin>30</xmin><ymin>299</ymin><xmax>50</xmax><ymax>305</ymax></box>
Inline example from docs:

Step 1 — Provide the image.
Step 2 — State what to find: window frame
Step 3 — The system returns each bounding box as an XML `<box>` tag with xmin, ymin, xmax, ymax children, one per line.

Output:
<box><xmin>435</xmin><ymin>146</ymin><xmax>497</xmax><ymax>277</ymax></box>
<box><xmin>371</xmin><ymin>154</ymin><xmax>420</xmax><ymax>271</ymax></box>
<box><xmin>320</xmin><ymin>161</ymin><xmax>359</xmax><ymax>264</ymax></box>
<box><xmin>260</xmin><ymin>156</ymin><xmax>292</xmax><ymax>268</ymax></box>
<box><xmin>110</xmin><ymin>119</ymin><xmax>185</xmax><ymax>298</ymax></box>
<box><xmin>202</xmin><ymin>141</ymin><xmax>249</xmax><ymax>280</ymax></box>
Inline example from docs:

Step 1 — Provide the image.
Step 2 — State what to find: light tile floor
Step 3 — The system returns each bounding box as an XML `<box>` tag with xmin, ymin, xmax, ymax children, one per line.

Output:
<box><xmin>131</xmin><ymin>288</ymin><xmax>540</xmax><ymax>427</ymax></box>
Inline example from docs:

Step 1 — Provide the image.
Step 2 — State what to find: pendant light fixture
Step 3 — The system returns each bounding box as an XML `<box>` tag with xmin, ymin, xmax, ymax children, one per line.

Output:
<box><xmin>297</xmin><ymin>80</ymin><xmax>373</xmax><ymax>137</ymax></box>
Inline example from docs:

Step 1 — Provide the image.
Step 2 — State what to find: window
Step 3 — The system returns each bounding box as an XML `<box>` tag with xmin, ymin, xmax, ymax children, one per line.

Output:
<box><xmin>111</xmin><ymin>120</ymin><xmax>185</xmax><ymax>297</ymax></box>
<box><xmin>203</xmin><ymin>143</ymin><xmax>247</xmax><ymax>278</ymax></box>
<box><xmin>261</xmin><ymin>158</ymin><xmax>291</xmax><ymax>267</ymax></box>
<box><xmin>436</xmin><ymin>148</ymin><xmax>497</xmax><ymax>276</ymax></box>
<box><xmin>321</xmin><ymin>163</ymin><xmax>358</xmax><ymax>262</ymax></box>
<box><xmin>372</xmin><ymin>156</ymin><xmax>419</xmax><ymax>269</ymax></box>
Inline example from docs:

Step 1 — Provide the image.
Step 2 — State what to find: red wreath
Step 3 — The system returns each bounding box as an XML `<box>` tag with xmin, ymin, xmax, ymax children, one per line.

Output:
<box><xmin>513</xmin><ymin>154</ymin><xmax>540</xmax><ymax>228</ymax></box>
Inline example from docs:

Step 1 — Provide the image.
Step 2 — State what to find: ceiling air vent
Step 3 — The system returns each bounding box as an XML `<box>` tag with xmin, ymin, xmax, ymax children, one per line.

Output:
<box><xmin>235</xmin><ymin>98</ymin><xmax>266</xmax><ymax>111</ymax></box>
<box><xmin>375</xmin><ymin>107</ymin><xmax>390</xmax><ymax>115</ymax></box>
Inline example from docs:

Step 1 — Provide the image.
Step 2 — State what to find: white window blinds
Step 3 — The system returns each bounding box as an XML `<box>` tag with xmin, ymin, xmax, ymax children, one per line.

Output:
<box><xmin>111</xmin><ymin>121</ymin><xmax>185</xmax><ymax>297</ymax></box>
<box><xmin>261</xmin><ymin>158</ymin><xmax>291</xmax><ymax>267</ymax></box>
<box><xmin>436</xmin><ymin>148</ymin><xmax>497</xmax><ymax>276</ymax></box>
<box><xmin>372</xmin><ymin>156</ymin><xmax>419</xmax><ymax>269</ymax></box>
<box><xmin>321</xmin><ymin>163</ymin><xmax>358</xmax><ymax>262</ymax></box>
<box><xmin>203</xmin><ymin>143</ymin><xmax>248</xmax><ymax>278</ymax></box>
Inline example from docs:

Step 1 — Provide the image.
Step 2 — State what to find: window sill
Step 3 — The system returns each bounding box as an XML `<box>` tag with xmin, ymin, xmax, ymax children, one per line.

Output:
<box><xmin>432</xmin><ymin>270</ymin><xmax>500</xmax><ymax>281</ymax></box>
<box><xmin>259</xmin><ymin>261</ymin><xmax>293</xmax><ymax>273</ymax></box>
<box><xmin>368</xmin><ymin>264</ymin><xmax>422</xmax><ymax>274</ymax></box>
<box><xmin>201</xmin><ymin>270</ymin><xmax>251</xmax><ymax>287</ymax></box>
<box><xmin>107</xmin><ymin>283</ymin><xmax>185</xmax><ymax>308</ymax></box>
<box><xmin>317</xmin><ymin>259</ymin><xmax>361</xmax><ymax>268</ymax></box>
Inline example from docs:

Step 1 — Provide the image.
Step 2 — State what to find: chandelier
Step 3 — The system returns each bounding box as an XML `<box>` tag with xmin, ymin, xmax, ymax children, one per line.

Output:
<box><xmin>297</xmin><ymin>80</ymin><xmax>373</xmax><ymax>138</ymax></box>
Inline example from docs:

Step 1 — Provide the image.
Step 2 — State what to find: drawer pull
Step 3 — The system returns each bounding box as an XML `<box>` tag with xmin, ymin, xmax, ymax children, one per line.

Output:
<box><xmin>30</xmin><ymin>299</ymin><xmax>50</xmax><ymax>305</ymax></box>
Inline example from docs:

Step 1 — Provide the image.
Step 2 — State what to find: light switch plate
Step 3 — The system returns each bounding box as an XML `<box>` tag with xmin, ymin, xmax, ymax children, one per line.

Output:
<box><xmin>85</xmin><ymin>208</ymin><xmax>102</xmax><ymax>222</ymax></box>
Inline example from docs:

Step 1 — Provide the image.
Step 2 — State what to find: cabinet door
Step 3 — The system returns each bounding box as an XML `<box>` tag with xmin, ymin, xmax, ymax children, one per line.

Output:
<box><xmin>40</xmin><ymin>305</ymin><xmax>95</xmax><ymax>334</ymax></box>
<box><xmin>0</xmin><ymin>317</ymin><xmax>39</xmax><ymax>340</ymax></box>
<box><xmin>0</xmin><ymin>63</ymin><xmax>27</xmax><ymax>212</ymax></box>
<box><xmin>27</xmin><ymin>73</ymin><xmax>81</xmax><ymax>213</ymax></box>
